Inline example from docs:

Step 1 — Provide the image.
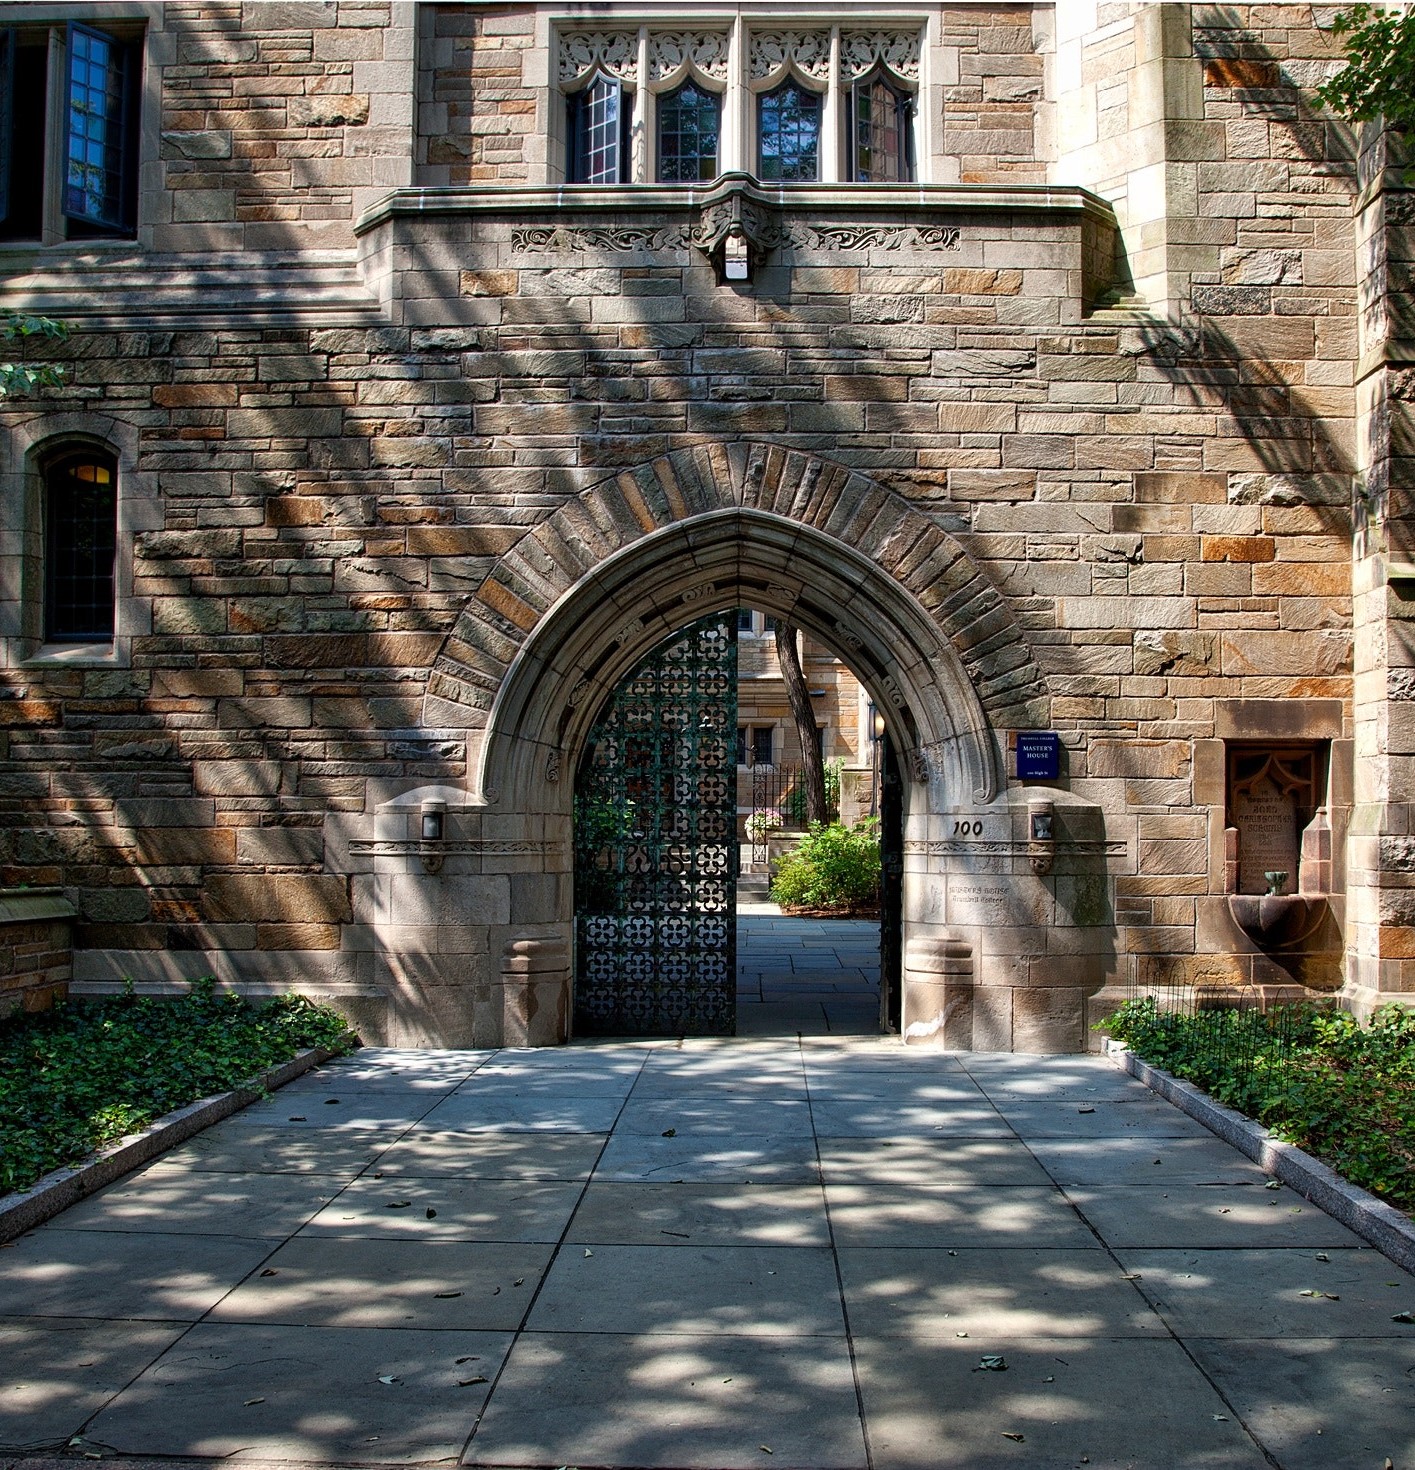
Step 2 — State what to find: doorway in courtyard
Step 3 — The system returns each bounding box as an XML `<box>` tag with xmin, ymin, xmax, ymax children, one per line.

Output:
<box><xmin>572</xmin><ymin>611</ymin><xmax>901</xmax><ymax>1040</ymax></box>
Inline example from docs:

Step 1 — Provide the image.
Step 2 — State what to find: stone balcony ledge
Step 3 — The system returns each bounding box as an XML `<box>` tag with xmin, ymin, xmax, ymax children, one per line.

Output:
<box><xmin>355</xmin><ymin>175</ymin><xmax>1117</xmax><ymax>233</ymax></box>
<box><xmin>355</xmin><ymin>174</ymin><xmax>1120</xmax><ymax>321</ymax></box>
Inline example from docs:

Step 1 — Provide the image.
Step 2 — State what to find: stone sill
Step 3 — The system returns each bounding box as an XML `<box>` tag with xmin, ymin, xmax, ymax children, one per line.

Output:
<box><xmin>355</xmin><ymin>174</ymin><xmax>1118</xmax><ymax>235</ymax></box>
<box><xmin>0</xmin><ymin>1044</ymin><xmax>344</xmax><ymax>1244</ymax></box>
<box><xmin>1106</xmin><ymin>1039</ymin><xmax>1415</xmax><ymax>1274</ymax></box>
<box><xmin>0</xmin><ymin>886</ymin><xmax>76</xmax><ymax>926</ymax></box>
<box><xmin>23</xmin><ymin>642</ymin><xmax>121</xmax><ymax>669</ymax></box>
<box><xmin>0</xmin><ymin>249</ymin><xmax>382</xmax><ymax>329</ymax></box>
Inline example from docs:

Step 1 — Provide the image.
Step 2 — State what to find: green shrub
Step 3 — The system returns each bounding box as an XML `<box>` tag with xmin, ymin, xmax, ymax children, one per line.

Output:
<box><xmin>781</xmin><ymin>758</ymin><xmax>844</xmax><ymax>826</ymax></box>
<box><xmin>770</xmin><ymin>820</ymin><xmax>880</xmax><ymax>912</ymax></box>
<box><xmin>0</xmin><ymin>981</ymin><xmax>355</xmax><ymax>1195</ymax></box>
<box><xmin>1100</xmin><ymin>997</ymin><xmax>1415</xmax><ymax>1211</ymax></box>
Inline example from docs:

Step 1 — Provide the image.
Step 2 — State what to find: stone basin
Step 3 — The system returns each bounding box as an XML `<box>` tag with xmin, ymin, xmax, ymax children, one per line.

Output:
<box><xmin>1227</xmin><ymin>892</ymin><xmax>1329</xmax><ymax>950</ymax></box>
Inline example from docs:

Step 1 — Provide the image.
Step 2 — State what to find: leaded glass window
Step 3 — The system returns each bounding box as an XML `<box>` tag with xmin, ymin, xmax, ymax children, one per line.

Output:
<box><xmin>849</xmin><ymin>74</ymin><xmax>914</xmax><ymax>183</ymax></box>
<box><xmin>567</xmin><ymin>73</ymin><xmax>629</xmax><ymax>185</ymax></box>
<box><xmin>45</xmin><ymin>450</ymin><xmax>117</xmax><ymax>643</ymax></box>
<box><xmin>657</xmin><ymin>80</ymin><xmax>720</xmax><ymax>183</ymax></box>
<box><xmin>757</xmin><ymin>81</ymin><xmax>821</xmax><ymax>183</ymax></box>
<box><xmin>64</xmin><ymin>23</ymin><xmax>134</xmax><ymax>230</ymax></box>
<box><xmin>0</xmin><ymin>31</ymin><xmax>12</xmax><ymax>226</ymax></box>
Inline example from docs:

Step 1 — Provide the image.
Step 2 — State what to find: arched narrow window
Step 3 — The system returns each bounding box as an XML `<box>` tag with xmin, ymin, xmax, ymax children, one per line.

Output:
<box><xmin>44</xmin><ymin>448</ymin><xmax>116</xmax><ymax>642</ymax></box>
<box><xmin>848</xmin><ymin>72</ymin><xmax>915</xmax><ymax>182</ymax></box>
<box><xmin>566</xmin><ymin>72</ymin><xmax>630</xmax><ymax>184</ymax></box>
<box><xmin>757</xmin><ymin>81</ymin><xmax>822</xmax><ymax>182</ymax></box>
<box><xmin>657</xmin><ymin>80</ymin><xmax>720</xmax><ymax>182</ymax></box>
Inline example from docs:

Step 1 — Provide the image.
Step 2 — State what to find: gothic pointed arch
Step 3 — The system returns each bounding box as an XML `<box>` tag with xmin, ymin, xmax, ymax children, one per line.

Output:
<box><xmin>424</xmin><ymin>443</ymin><xmax>1046</xmax><ymax>808</ymax></box>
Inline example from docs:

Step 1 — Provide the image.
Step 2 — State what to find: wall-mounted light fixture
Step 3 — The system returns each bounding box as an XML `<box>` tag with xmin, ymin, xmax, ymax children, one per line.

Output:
<box><xmin>420</xmin><ymin>798</ymin><xmax>446</xmax><ymax>873</ymax></box>
<box><xmin>869</xmin><ymin>703</ymin><xmax>886</xmax><ymax>742</ymax></box>
<box><xmin>1027</xmin><ymin>796</ymin><xmax>1055</xmax><ymax>876</ymax></box>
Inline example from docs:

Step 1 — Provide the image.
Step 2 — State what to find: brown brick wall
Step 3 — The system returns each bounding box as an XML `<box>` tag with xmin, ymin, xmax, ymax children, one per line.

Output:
<box><xmin>0</xmin><ymin>916</ymin><xmax>73</xmax><ymax>1015</ymax></box>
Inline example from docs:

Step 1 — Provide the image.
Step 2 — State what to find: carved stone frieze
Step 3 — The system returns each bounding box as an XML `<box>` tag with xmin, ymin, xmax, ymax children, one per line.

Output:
<box><xmin>649</xmin><ymin>31</ymin><xmax>731</xmax><ymax>83</ymax></box>
<box><xmin>558</xmin><ymin>31</ymin><xmax>638</xmax><ymax>85</ymax></box>
<box><xmin>511</xmin><ymin>209</ymin><xmax>962</xmax><ymax>260</ymax></box>
<box><xmin>842</xmin><ymin>31</ymin><xmax>922</xmax><ymax>82</ymax></box>
<box><xmin>749</xmin><ymin>30</ymin><xmax>831</xmax><ymax>82</ymax></box>
<box><xmin>811</xmin><ymin>223</ymin><xmax>961</xmax><ymax>250</ymax></box>
<box><xmin>349</xmin><ymin>839</ymin><xmax>553</xmax><ymax>857</ymax></box>
<box><xmin>903</xmin><ymin>838</ymin><xmax>1125</xmax><ymax>857</ymax></box>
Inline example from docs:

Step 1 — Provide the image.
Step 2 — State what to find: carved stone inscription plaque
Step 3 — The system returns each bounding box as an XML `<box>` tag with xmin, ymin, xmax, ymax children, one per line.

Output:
<box><xmin>1234</xmin><ymin>775</ymin><xmax>1298</xmax><ymax>893</ymax></box>
<box><xmin>947</xmin><ymin>878</ymin><xmax>1052</xmax><ymax>929</ymax></box>
<box><xmin>1227</xmin><ymin>746</ymin><xmax>1319</xmax><ymax>895</ymax></box>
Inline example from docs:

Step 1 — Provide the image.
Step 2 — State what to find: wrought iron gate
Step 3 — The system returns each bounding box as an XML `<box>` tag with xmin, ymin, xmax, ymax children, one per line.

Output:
<box><xmin>573</xmin><ymin>615</ymin><xmax>738</xmax><ymax>1036</ymax></box>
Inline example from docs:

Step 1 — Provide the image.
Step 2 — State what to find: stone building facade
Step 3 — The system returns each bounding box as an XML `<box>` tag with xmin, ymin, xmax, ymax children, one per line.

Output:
<box><xmin>0</xmin><ymin>1</ymin><xmax>1407</xmax><ymax>1051</ymax></box>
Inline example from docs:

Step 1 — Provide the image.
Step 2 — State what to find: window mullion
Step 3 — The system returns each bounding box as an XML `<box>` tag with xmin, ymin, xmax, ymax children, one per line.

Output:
<box><xmin>823</xmin><ymin>26</ymin><xmax>841</xmax><ymax>183</ymax></box>
<box><xmin>633</xmin><ymin>26</ymin><xmax>649</xmax><ymax>184</ymax></box>
<box><xmin>41</xmin><ymin>27</ymin><xmax>64</xmax><ymax>244</ymax></box>
<box><xmin>726</xmin><ymin>15</ymin><xmax>746</xmax><ymax>176</ymax></box>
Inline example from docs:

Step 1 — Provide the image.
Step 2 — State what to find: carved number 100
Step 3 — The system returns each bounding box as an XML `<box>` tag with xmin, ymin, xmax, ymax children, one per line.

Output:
<box><xmin>953</xmin><ymin>820</ymin><xmax>983</xmax><ymax>836</ymax></box>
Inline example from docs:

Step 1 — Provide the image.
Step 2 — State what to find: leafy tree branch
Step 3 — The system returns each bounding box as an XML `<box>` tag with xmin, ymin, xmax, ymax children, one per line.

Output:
<box><xmin>0</xmin><ymin>310</ymin><xmax>69</xmax><ymax>399</ymax></box>
<box><xmin>1317</xmin><ymin>3</ymin><xmax>1415</xmax><ymax>135</ymax></box>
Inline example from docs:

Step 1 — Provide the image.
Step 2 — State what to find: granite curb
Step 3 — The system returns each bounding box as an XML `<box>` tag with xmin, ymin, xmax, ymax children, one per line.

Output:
<box><xmin>1105</xmin><ymin>1038</ymin><xmax>1415</xmax><ymax>1274</ymax></box>
<box><xmin>0</xmin><ymin>1045</ymin><xmax>340</xmax><ymax>1244</ymax></box>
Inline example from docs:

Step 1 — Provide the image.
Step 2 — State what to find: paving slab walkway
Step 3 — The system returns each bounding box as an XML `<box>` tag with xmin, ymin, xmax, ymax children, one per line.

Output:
<box><xmin>3</xmin><ymin>1038</ymin><xmax>1413</xmax><ymax>1470</ymax></box>
<box><xmin>736</xmin><ymin>911</ymin><xmax>880</xmax><ymax>1036</ymax></box>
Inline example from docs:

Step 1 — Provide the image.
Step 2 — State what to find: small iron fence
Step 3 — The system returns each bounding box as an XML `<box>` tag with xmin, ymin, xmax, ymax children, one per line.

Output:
<box><xmin>746</xmin><ymin>761</ymin><xmax>805</xmax><ymax>867</ymax></box>
<box><xmin>1114</xmin><ymin>975</ymin><xmax>1335</xmax><ymax>1097</ymax></box>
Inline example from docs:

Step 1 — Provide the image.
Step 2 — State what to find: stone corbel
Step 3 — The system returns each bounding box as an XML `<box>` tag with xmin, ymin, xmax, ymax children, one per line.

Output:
<box><xmin>688</xmin><ymin>187</ymin><xmax>787</xmax><ymax>283</ymax></box>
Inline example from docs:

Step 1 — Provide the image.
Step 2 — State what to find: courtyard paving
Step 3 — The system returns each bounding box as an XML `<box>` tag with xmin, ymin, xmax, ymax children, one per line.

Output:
<box><xmin>736</xmin><ymin>910</ymin><xmax>881</xmax><ymax>1036</ymax></box>
<box><xmin>1</xmin><ymin>919</ymin><xmax>1412</xmax><ymax>1468</ymax></box>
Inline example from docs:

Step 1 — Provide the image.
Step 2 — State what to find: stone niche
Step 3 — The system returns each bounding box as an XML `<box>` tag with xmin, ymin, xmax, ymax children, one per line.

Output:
<box><xmin>1225</xmin><ymin>744</ymin><xmax>1324</xmax><ymax>897</ymax></box>
<box><xmin>1193</xmin><ymin>703</ymin><xmax>1350</xmax><ymax>998</ymax></box>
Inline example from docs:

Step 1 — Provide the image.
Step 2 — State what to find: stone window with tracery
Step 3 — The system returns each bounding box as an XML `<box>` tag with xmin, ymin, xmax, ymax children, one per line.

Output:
<box><xmin>555</xmin><ymin>24</ymin><xmax>923</xmax><ymax>186</ymax></box>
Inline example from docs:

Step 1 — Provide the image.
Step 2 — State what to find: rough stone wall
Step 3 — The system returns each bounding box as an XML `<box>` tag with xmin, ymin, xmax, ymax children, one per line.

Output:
<box><xmin>155</xmin><ymin>0</ymin><xmax>413</xmax><ymax>251</ymax></box>
<box><xmin>1348</xmin><ymin>111</ymin><xmax>1415</xmax><ymax>1013</ymax></box>
<box><xmin>0</xmin><ymin>900</ymin><xmax>74</xmax><ymax>1017</ymax></box>
<box><xmin>0</xmin><ymin>1</ymin><xmax>1388</xmax><ymax>1045</ymax></box>
<box><xmin>940</xmin><ymin>4</ymin><xmax>1046</xmax><ymax>182</ymax></box>
<box><xmin>416</xmin><ymin>5</ymin><xmax>537</xmax><ymax>186</ymax></box>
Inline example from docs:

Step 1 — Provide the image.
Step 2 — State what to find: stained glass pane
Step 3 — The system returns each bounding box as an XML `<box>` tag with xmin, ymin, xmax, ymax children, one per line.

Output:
<box><xmin>853</xmin><ymin>75</ymin><xmax>913</xmax><ymax>182</ymax></box>
<box><xmin>46</xmin><ymin>452</ymin><xmax>116</xmax><ymax>642</ymax></box>
<box><xmin>758</xmin><ymin>82</ymin><xmax>821</xmax><ymax>183</ymax></box>
<box><xmin>569</xmin><ymin>73</ymin><xmax>625</xmax><ymax>184</ymax></box>
<box><xmin>657</xmin><ymin>80</ymin><xmax>720</xmax><ymax>182</ymax></box>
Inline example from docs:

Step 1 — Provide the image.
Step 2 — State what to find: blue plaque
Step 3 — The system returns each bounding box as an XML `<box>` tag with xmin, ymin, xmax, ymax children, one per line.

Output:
<box><xmin>1016</xmin><ymin>732</ymin><xmax>1060</xmax><ymax>781</ymax></box>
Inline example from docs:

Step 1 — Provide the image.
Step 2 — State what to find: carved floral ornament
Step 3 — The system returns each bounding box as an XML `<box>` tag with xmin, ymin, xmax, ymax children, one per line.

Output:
<box><xmin>649</xmin><ymin>32</ymin><xmax>731</xmax><ymax>84</ymax></box>
<box><xmin>560</xmin><ymin>27</ymin><xmax>921</xmax><ymax>89</ymax></box>
<box><xmin>843</xmin><ymin>30</ymin><xmax>921</xmax><ymax>81</ymax></box>
<box><xmin>749</xmin><ymin>30</ymin><xmax>831</xmax><ymax>81</ymax></box>
<box><xmin>559</xmin><ymin>30</ymin><xmax>732</xmax><ymax>86</ymax></box>
<box><xmin>748</xmin><ymin>30</ymin><xmax>921</xmax><ymax>84</ymax></box>
<box><xmin>558</xmin><ymin>32</ymin><xmax>638</xmax><ymax>84</ymax></box>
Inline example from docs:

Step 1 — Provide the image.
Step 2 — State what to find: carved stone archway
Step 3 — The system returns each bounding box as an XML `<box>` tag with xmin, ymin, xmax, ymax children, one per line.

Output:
<box><xmin>426</xmin><ymin>441</ymin><xmax>1046</xmax><ymax>803</ymax></box>
<box><xmin>355</xmin><ymin>445</ymin><xmax>1112</xmax><ymax>1054</ymax></box>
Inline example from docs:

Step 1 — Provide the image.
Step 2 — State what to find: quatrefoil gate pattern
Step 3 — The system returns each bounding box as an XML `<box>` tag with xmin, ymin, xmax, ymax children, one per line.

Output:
<box><xmin>573</xmin><ymin>615</ymin><xmax>738</xmax><ymax>1037</ymax></box>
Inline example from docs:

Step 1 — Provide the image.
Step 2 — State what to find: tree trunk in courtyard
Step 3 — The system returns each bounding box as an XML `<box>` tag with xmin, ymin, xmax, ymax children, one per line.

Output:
<box><xmin>775</xmin><ymin>622</ymin><xmax>829</xmax><ymax>826</ymax></box>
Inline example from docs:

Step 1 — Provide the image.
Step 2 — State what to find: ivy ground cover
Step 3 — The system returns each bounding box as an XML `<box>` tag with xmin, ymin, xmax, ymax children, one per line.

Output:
<box><xmin>1</xmin><ymin>982</ymin><xmax>354</xmax><ymax>1195</ymax></box>
<box><xmin>1101</xmin><ymin>998</ymin><xmax>1415</xmax><ymax>1213</ymax></box>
